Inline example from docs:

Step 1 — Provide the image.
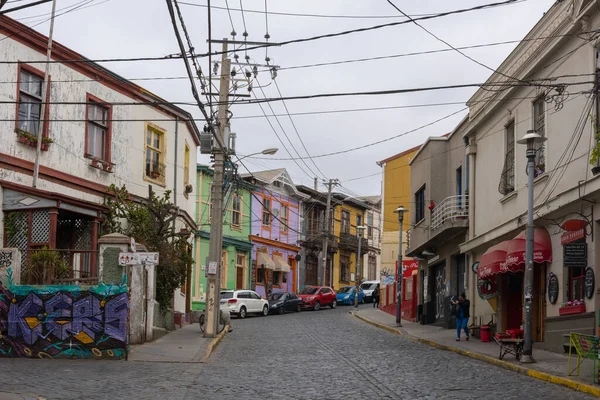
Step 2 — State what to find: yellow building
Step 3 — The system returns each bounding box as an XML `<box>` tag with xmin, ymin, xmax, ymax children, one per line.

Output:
<box><xmin>329</xmin><ymin>195</ymin><xmax>368</xmax><ymax>290</ymax></box>
<box><xmin>378</xmin><ymin>145</ymin><xmax>420</xmax><ymax>279</ymax></box>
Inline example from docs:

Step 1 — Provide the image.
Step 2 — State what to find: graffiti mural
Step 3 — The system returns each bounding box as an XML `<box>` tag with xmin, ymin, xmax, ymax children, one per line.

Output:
<box><xmin>0</xmin><ymin>268</ymin><xmax>128</xmax><ymax>359</ymax></box>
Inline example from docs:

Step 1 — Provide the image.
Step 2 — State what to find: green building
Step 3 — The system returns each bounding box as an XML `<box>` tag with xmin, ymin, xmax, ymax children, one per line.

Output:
<box><xmin>191</xmin><ymin>165</ymin><xmax>253</xmax><ymax>310</ymax></box>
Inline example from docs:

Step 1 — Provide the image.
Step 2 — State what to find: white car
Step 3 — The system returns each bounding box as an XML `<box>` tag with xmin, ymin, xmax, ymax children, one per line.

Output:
<box><xmin>220</xmin><ymin>290</ymin><xmax>269</xmax><ymax>319</ymax></box>
<box><xmin>360</xmin><ymin>281</ymin><xmax>380</xmax><ymax>303</ymax></box>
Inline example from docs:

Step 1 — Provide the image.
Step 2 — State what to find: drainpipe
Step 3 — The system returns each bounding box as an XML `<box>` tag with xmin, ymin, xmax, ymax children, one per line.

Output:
<box><xmin>465</xmin><ymin>135</ymin><xmax>477</xmax><ymax>316</ymax></box>
<box><xmin>174</xmin><ymin>117</ymin><xmax>179</xmax><ymax>210</ymax></box>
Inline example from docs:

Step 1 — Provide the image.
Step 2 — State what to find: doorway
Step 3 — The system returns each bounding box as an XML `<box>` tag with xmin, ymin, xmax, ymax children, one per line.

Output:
<box><xmin>236</xmin><ymin>267</ymin><xmax>244</xmax><ymax>290</ymax></box>
<box><xmin>505</xmin><ymin>273</ymin><xmax>523</xmax><ymax>330</ymax></box>
<box><xmin>532</xmin><ymin>263</ymin><xmax>546</xmax><ymax>342</ymax></box>
<box><xmin>431</xmin><ymin>263</ymin><xmax>446</xmax><ymax>321</ymax></box>
<box><xmin>288</xmin><ymin>257</ymin><xmax>296</xmax><ymax>293</ymax></box>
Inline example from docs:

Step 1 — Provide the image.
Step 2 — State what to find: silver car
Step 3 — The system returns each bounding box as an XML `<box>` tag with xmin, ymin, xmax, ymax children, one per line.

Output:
<box><xmin>360</xmin><ymin>281</ymin><xmax>380</xmax><ymax>303</ymax></box>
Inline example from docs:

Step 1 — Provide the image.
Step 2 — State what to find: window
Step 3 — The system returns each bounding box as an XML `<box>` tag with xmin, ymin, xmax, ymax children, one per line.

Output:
<box><xmin>262</xmin><ymin>198</ymin><xmax>272</xmax><ymax>227</ymax></box>
<box><xmin>221</xmin><ymin>251</ymin><xmax>228</xmax><ymax>289</ymax></box>
<box><xmin>357</xmin><ymin>215</ymin><xmax>362</xmax><ymax>228</ymax></box>
<box><xmin>257</xmin><ymin>267</ymin><xmax>265</xmax><ymax>284</ymax></box>
<box><xmin>273</xmin><ymin>180</ymin><xmax>282</xmax><ymax>188</ymax></box>
<box><xmin>184</xmin><ymin>143</ymin><xmax>190</xmax><ymax>187</ymax></box>
<box><xmin>368</xmin><ymin>255</ymin><xmax>376</xmax><ymax>280</ymax></box>
<box><xmin>456</xmin><ymin>166</ymin><xmax>463</xmax><ymax>208</ymax></box>
<box><xmin>499</xmin><ymin>121</ymin><xmax>515</xmax><ymax>195</ymax></box>
<box><xmin>404</xmin><ymin>278</ymin><xmax>413</xmax><ymax>301</ymax></box>
<box><xmin>250</xmin><ymin>292</ymin><xmax>262</xmax><ymax>300</ymax></box>
<box><xmin>415</xmin><ymin>185</ymin><xmax>426</xmax><ymax>223</ymax></box>
<box><xmin>567</xmin><ymin>240</ymin><xmax>585</xmax><ymax>301</ymax></box>
<box><xmin>533</xmin><ymin>97</ymin><xmax>546</xmax><ymax>177</ymax></box>
<box><xmin>341</xmin><ymin>210</ymin><xmax>350</xmax><ymax>234</ymax></box>
<box><xmin>17</xmin><ymin>67</ymin><xmax>47</xmax><ymax>137</ymax></box>
<box><xmin>232</xmin><ymin>195</ymin><xmax>242</xmax><ymax>228</ymax></box>
<box><xmin>236</xmin><ymin>253</ymin><xmax>246</xmax><ymax>267</ymax></box>
<box><xmin>340</xmin><ymin>255</ymin><xmax>350</xmax><ymax>283</ymax></box>
<box><xmin>272</xmin><ymin>271</ymin><xmax>281</xmax><ymax>286</ymax></box>
<box><xmin>85</xmin><ymin>96</ymin><xmax>111</xmax><ymax>162</ymax></box>
<box><xmin>145</xmin><ymin>125</ymin><xmax>166</xmax><ymax>183</ymax></box>
<box><xmin>281</xmin><ymin>205</ymin><xmax>289</xmax><ymax>233</ymax></box>
<box><xmin>367</xmin><ymin>213</ymin><xmax>374</xmax><ymax>239</ymax></box>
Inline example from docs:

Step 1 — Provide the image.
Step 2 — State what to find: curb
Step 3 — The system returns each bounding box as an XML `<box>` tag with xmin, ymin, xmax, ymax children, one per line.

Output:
<box><xmin>201</xmin><ymin>325</ymin><xmax>229</xmax><ymax>363</ymax></box>
<box><xmin>351</xmin><ymin>312</ymin><xmax>600</xmax><ymax>398</ymax></box>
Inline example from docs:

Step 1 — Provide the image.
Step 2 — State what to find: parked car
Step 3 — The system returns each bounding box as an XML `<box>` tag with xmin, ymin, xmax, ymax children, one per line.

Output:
<box><xmin>336</xmin><ymin>286</ymin><xmax>365</xmax><ymax>305</ymax></box>
<box><xmin>298</xmin><ymin>286</ymin><xmax>337</xmax><ymax>310</ymax></box>
<box><xmin>268</xmin><ymin>292</ymin><xmax>303</xmax><ymax>314</ymax></box>
<box><xmin>220</xmin><ymin>290</ymin><xmax>269</xmax><ymax>318</ymax></box>
<box><xmin>360</xmin><ymin>280</ymin><xmax>380</xmax><ymax>303</ymax></box>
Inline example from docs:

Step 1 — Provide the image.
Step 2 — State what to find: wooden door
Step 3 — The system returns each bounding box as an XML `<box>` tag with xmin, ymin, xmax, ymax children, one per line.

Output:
<box><xmin>506</xmin><ymin>273</ymin><xmax>523</xmax><ymax>330</ymax></box>
<box><xmin>236</xmin><ymin>267</ymin><xmax>244</xmax><ymax>290</ymax></box>
<box><xmin>289</xmin><ymin>258</ymin><xmax>296</xmax><ymax>293</ymax></box>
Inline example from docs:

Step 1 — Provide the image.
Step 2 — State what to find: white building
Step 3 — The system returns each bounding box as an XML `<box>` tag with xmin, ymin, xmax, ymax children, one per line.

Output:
<box><xmin>361</xmin><ymin>196</ymin><xmax>383</xmax><ymax>281</ymax></box>
<box><xmin>0</xmin><ymin>16</ymin><xmax>199</xmax><ymax>319</ymax></box>
<box><xmin>459</xmin><ymin>0</ymin><xmax>600</xmax><ymax>352</ymax></box>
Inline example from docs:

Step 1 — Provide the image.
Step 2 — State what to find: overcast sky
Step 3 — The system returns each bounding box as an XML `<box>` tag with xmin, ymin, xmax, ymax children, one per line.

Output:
<box><xmin>9</xmin><ymin>0</ymin><xmax>556</xmax><ymax>196</ymax></box>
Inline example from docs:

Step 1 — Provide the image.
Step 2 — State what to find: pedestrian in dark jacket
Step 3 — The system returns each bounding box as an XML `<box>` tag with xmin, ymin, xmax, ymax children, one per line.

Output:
<box><xmin>452</xmin><ymin>292</ymin><xmax>470</xmax><ymax>341</ymax></box>
<box><xmin>372</xmin><ymin>284</ymin><xmax>380</xmax><ymax>308</ymax></box>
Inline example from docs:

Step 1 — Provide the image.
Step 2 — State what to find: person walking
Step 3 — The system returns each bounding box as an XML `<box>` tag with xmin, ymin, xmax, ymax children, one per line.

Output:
<box><xmin>452</xmin><ymin>292</ymin><xmax>470</xmax><ymax>341</ymax></box>
<box><xmin>372</xmin><ymin>284</ymin><xmax>380</xmax><ymax>308</ymax></box>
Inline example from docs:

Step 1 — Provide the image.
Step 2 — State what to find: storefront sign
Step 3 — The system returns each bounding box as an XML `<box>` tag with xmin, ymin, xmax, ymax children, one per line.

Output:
<box><xmin>564</xmin><ymin>243</ymin><xmax>587</xmax><ymax>267</ymax></box>
<box><xmin>561</xmin><ymin>228</ymin><xmax>585</xmax><ymax>245</ymax></box>
<box><xmin>472</xmin><ymin>261</ymin><xmax>479</xmax><ymax>274</ymax></box>
<box><xmin>477</xmin><ymin>277</ymin><xmax>499</xmax><ymax>300</ymax></box>
<box><xmin>402</xmin><ymin>260</ymin><xmax>418</xmax><ymax>279</ymax></box>
<box><xmin>585</xmin><ymin>267</ymin><xmax>595</xmax><ymax>299</ymax></box>
<box><xmin>427</xmin><ymin>255</ymin><xmax>440</xmax><ymax>265</ymax></box>
<box><xmin>548</xmin><ymin>273</ymin><xmax>559</xmax><ymax>304</ymax></box>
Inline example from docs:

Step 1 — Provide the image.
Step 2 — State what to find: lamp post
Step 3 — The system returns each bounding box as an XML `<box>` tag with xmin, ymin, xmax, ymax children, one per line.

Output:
<box><xmin>394</xmin><ymin>206</ymin><xmax>406</xmax><ymax>326</ymax></box>
<box><xmin>236</xmin><ymin>148</ymin><xmax>279</xmax><ymax>162</ymax></box>
<box><xmin>355</xmin><ymin>226</ymin><xmax>366</xmax><ymax>308</ymax></box>
<box><xmin>516</xmin><ymin>129</ymin><xmax>546</xmax><ymax>363</ymax></box>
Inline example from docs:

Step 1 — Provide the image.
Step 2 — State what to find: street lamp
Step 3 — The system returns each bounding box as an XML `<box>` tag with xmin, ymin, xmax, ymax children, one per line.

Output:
<box><xmin>516</xmin><ymin>129</ymin><xmax>546</xmax><ymax>363</ymax></box>
<box><xmin>236</xmin><ymin>148</ymin><xmax>279</xmax><ymax>162</ymax></box>
<box><xmin>355</xmin><ymin>225</ymin><xmax>366</xmax><ymax>308</ymax></box>
<box><xmin>394</xmin><ymin>206</ymin><xmax>406</xmax><ymax>326</ymax></box>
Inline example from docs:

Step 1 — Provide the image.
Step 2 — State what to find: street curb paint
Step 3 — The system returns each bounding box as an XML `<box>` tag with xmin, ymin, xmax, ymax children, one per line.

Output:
<box><xmin>202</xmin><ymin>325</ymin><xmax>229</xmax><ymax>363</ymax></box>
<box><xmin>351</xmin><ymin>312</ymin><xmax>600</xmax><ymax>398</ymax></box>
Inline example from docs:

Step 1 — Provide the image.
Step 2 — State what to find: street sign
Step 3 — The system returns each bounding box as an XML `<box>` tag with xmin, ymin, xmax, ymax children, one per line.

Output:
<box><xmin>118</xmin><ymin>252</ymin><xmax>159</xmax><ymax>266</ymax></box>
<box><xmin>208</xmin><ymin>261</ymin><xmax>217</xmax><ymax>275</ymax></box>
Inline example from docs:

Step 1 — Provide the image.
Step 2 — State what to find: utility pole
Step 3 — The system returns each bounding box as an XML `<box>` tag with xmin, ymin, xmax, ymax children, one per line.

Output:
<box><xmin>32</xmin><ymin>0</ymin><xmax>57</xmax><ymax>188</ymax></box>
<box><xmin>205</xmin><ymin>39</ymin><xmax>231</xmax><ymax>338</ymax></box>
<box><xmin>354</xmin><ymin>227</ymin><xmax>365</xmax><ymax>308</ymax></box>
<box><xmin>321</xmin><ymin>179</ymin><xmax>338</xmax><ymax>286</ymax></box>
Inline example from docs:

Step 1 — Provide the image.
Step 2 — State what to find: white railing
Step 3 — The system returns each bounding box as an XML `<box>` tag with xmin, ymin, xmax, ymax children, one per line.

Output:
<box><xmin>430</xmin><ymin>195</ymin><xmax>469</xmax><ymax>231</ymax></box>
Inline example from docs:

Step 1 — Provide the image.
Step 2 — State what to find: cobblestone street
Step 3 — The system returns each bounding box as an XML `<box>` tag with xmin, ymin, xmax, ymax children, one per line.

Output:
<box><xmin>0</xmin><ymin>306</ymin><xmax>596</xmax><ymax>400</ymax></box>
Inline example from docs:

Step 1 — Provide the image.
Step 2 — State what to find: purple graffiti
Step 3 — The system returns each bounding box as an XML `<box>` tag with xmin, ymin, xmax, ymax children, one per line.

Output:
<box><xmin>8</xmin><ymin>292</ymin><xmax>43</xmax><ymax>345</ymax></box>
<box><xmin>104</xmin><ymin>293</ymin><xmax>128</xmax><ymax>342</ymax></box>
<box><xmin>72</xmin><ymin>295</ymin><xmax>103</xmax><ymax>340</ymax></box>
<box><xmin>45</xmin><ymin>293</ymin><xmax>73</xmax><ymax>340</ymax></box>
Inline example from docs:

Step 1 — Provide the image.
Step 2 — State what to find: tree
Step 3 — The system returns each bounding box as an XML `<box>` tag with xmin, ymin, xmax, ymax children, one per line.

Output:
<box><xmin>104</xmin><ymin>184</ymin><xmax>193</xmax><ymax>308</ymax></box>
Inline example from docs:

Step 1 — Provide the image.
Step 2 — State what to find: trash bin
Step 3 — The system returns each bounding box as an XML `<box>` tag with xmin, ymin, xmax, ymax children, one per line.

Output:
<box><xmin>480</xmin><ymin>325</ymin><xmax>491</xmax><ymax>342</ymax></box>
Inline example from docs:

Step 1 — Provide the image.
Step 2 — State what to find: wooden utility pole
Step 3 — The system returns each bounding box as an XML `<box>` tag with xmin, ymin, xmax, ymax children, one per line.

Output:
<box><xmin>321</xmin><ymin>179</ymin><xmax>338</xmax><ymax>286</ymax></box>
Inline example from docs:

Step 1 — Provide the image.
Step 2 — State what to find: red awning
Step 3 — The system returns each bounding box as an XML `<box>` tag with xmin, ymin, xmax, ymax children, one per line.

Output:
<box><xmin>505</xmin><ymin>227</ymin><xmax>552</xmax><ymax>267</ymax></box>
<box><xmin>478</xmin><ymin>241</ymin><xmax>509</xmax><ymax>280</ymax></box>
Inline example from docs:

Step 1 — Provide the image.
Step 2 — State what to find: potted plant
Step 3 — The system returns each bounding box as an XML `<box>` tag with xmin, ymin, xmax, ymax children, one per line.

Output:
<box><xmin>23</xmin><ymin>247</ymin><xmax>71</xmax><ymax>285</ymax></box>
<box><xmin>150</xmin><ymin>169</ymin><xmax>161</xmax><ymax>179</ymax></box>
<box><xmin>102</xmin><ymin>161</ymin><xmax>113</xmax><ymax>172</ymax></box>
<box><xmin>559</xmin><ymin>299</ymin><xmax>586</xmax><ymax>316</ymax></box>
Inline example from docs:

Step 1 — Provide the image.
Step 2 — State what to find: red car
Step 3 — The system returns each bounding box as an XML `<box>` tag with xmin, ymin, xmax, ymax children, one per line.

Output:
<box><xmin>298</xmin><ymin>286</ymin><xmax>337</xmax><ymax>311</ymax></box>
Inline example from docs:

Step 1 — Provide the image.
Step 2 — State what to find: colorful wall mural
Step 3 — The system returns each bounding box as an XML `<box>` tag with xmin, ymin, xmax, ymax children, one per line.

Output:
<box><xmin>0</xmin><ymin>267</ymin><xmax>129</xmax><ymax>359</ymax></box>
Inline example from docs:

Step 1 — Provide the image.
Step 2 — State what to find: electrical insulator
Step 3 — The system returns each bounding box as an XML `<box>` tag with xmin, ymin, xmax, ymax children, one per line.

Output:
<box><xmin>245</xmin><ymin>69</ymin><xmax>252</xmax><ymax>78</ymax></box>
<box><xmin>213</xmin><ymin>62</ymin><xmax>219</xmax><ymax>75</ymax></box>
<box><xmin>271</xmin><ymin>67</ymin><xmax>278</xmax><ymax>80</ymax></box>
<box><xmin>252</xmin><ymin>65</ymin><xmax>258</xmax><ymax>78</ymax></box>
<box><xmin>231</xmin><ymin>68</ymin><xmax>237</xmax><ymax>77</ymax></box>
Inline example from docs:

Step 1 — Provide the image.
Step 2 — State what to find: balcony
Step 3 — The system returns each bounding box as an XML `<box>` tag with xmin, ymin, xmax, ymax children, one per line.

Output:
<box><xmin>339</xmin><ymin>231</ymin><xmax>368</xmax><ymax>251</ymax></box>
<box><xmin>430</xmin><ymin>195</ymin><xmax>469</xmax><ymax>232</ymax></box>
<box><xmin>405</xmin><ymin>195</ymin><xmax>468</xmax><ymax>258</ymax></box>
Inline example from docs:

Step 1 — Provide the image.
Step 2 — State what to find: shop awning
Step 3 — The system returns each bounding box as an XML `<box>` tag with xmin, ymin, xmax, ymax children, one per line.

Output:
<box><xmin>257</xmin><ymin>251</ymin><xmax>276</xmax><ymax>270</ymax></box>
<box><xmin>478</xmin><ymin>241</ymin><xmax>509</xmax><ymax>280</ymax></box>
<box><xmin>272</xmin><ymin>254</ymin><xmax>291</xmax><ymax>272</ymax></box>
<box><xmin>505</xmin><ymin>227</ymin><xmax>552</xmax><ymax>267</ymax></box>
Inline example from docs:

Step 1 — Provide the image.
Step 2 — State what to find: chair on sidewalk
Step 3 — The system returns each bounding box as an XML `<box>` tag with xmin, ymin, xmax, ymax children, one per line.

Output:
<box><xmin>568</xmin><ymin>332</ymin><xmax>599</xmax><ymax>384</ymax></box>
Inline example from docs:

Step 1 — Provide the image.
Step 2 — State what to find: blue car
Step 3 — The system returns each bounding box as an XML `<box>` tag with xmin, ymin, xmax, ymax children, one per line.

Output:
<box><xmin>336</xmin><ymin>286</ymin><xmax>365</xmax><ymax>305</ymax></box>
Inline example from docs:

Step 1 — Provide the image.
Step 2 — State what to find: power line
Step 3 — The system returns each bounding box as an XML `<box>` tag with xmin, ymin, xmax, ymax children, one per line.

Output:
<box><xmin>179</xmin><ymin>0</ymin><xmax>530</xmax><ymax>20</ymax></box>
<box><xmin>197</xmin><ymin>0</ymin><xmax>538</xmax><ymax>58</ymax></box>
<box><xmin>0</xmin><ymin>0</ymin><xmax>52</xmax><ymax>15</ymax></box>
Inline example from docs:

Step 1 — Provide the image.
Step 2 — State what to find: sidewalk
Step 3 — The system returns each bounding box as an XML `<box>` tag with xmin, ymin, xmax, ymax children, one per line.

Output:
<box><xmin>127</xmin><ymin>323</ymin><xmax>226</xmax><ymax>363</ymax></box>
<box><xmin>353</xmin><ymin>308</ymin><xmax>600</xmax><ymax>398</ymax></box>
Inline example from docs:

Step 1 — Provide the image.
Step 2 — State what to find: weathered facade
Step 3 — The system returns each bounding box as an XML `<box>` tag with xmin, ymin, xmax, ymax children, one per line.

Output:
<box><xmin>192</xmin><ymin>165</ymin><xmax>253</xmax><ymax>310</ymax></box>
<box><xmin>459</xmin><ymin>0</ymin><xmax>600</xmax><ymax>353</ymax></box>
<box><xmin>0</xmin><ymin>16</ymin><xmax>199</xmax><ymax>320</ymax></box>
<box><xmin>405</xmin><ymin>125</ymin><xmax>467</xmax><ymax>327</ymax></box>
<box><xmin>243</xmin><ymin>169</ymin><xmax>308</xmax><ymax>297</ymax></box>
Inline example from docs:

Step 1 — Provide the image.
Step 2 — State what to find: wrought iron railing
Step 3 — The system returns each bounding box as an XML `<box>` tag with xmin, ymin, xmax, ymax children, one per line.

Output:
<box><xmin>430</xmin><ymin>195</ymin><xmax>469</xmax><ymax>231</ymax></box>
<box><xmin>19</xmin><ymin>248</ymin><xmax>98</xmax><ymax>285</ymax></box>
